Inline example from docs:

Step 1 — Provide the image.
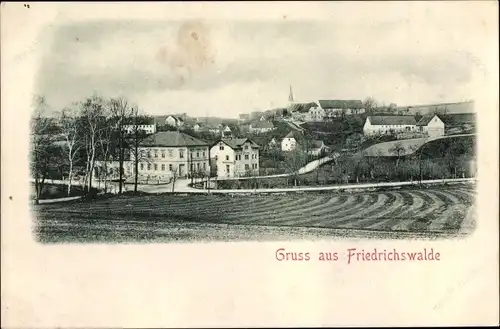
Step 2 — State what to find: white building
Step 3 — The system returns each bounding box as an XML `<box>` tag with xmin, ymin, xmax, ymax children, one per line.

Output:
<box><xmin>281</xmin><ymin>131</ymin><xmax>299</xmax><ymax>151</ymax></box>
<box><xmin>416</xmin><ymin>114</ymin><xmax>445</xmax><ymax>138</ymax></box>
<box><xmin>210</xmin><ymin>138</ymin><xmax>260</xmax><ymax>178</ymax></box>
<box><xmin>165</xmin><ymin>115</ymin><xmax>184</xmax><ymax>127</ymax></box>
<box><xmin>363</xmin><ymin>116</ymin><xmax>417</xmax><ymax>136</ymax></box>
<box><xmin>221</xmin><ymin>125</ymin><xmax>232</xmax><ymax>138</ymax></box>
<box><xmin>249</xmin><ymin>121</ymin><xmax>275</xmax><ymax>134</ymax></box>
<box><xmin>122</xmin><ymin>124</ymin><xmax>156</xmax><ymax>135</ymax></box>
<box><xmin>315</xmin><ymin>100</ymin><xmax>365</xmax><ymax>118</ymax></box>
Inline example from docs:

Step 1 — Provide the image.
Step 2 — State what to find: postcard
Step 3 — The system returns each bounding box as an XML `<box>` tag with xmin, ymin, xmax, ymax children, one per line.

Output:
<box><xmin>1</xmin><ymin>2</ymin><xmax>498</xmax><ymax>327</ymax></box>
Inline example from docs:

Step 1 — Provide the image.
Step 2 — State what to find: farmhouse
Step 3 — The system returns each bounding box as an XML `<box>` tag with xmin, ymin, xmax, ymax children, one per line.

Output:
<box><xmin>317</xmin><ymin>100</ymin><xmax>365</xmax><ymax>118</ymax></box>
<box><xmin>210</xmin><ymin>138</ymin><xmax>260</xmax><ymax>178</ymax></box>
<box><xmin>281</xmin><ymin>131</ymin><xmax>299</xmax><ymax>151</ymax></box>
<box><xmin>363</xmin><ymin>116</ymin><xmax>417</xmax><ymax>136</ymax></box>
<box><xmin>160</xmin><ymin>115</ymin><xmax>184</xmax><ymax>127</ymax></box>
<box><xmin>136</xmin><ymin>131</ymin><xmax>210</xmax><ymax>179</ymax></box>
<box><xmin>249</xmin><ymin>120</ymin><xmax>275</xmax><ymax>134</ymax></box>
<box><xmin>416</xmin><ymin>114</ymin><xmax>445</xmax><ymax>138</ymax></box>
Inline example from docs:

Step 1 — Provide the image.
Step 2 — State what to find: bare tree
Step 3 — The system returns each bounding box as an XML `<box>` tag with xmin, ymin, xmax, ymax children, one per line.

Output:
<box><xmin>80</xmin><ymin>95</ymin><xmax>105</xmax><ymax>193</ymax></box>
<box><xmin>108</xmin><ymin>97</ymin><xmax>134</xmax><ymax>194</ymax></box>
<box><xmin>127</xmin><ymin>106</ymin><xmax>152</xmax><ymax>193</ymax></box>
<box><xmin>171</xmin><ymin>165</ymin><xmax>180</xmax><ymax>192</ymax></box>
<box><xmin>363</xmin><ymin>97</ymin><xmax>377</xmax><ymax>114</ymax></box>
<box><xmin>96</xmin><ymin>112</ymin><xmax>114</xmax><ymax>193</ymax></box>
<box><xmin>389</xmin><ymin>141</ymin><xmax>406</xmax><ymax>168</ymax></box>
<box><xmin>30</xmin><ymin>96</ymin><xmax>60</xmax><ymax>204</ymax></box>
<box><xmin>59</xmin><ymin>105</ymin><xmax>83</xmax><ymax>196</ymax></box>
<box><xmin>285</xmin><ymin>146</ymin><xmax>307</xmax><ymax>187</ymax></box>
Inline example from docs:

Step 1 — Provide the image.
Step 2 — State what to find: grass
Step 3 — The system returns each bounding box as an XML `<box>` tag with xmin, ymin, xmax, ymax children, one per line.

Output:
<box><xmin>33</xmin><ymin>183</ymin><xmax>476</xmax><ymax>243</ymax></box>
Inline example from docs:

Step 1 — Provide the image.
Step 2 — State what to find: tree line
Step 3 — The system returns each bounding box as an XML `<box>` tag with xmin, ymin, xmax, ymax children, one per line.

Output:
<box><xmin>30</xmin><ymin>94</ymin><xmax>153</xmax><ymax>204</ymax></box>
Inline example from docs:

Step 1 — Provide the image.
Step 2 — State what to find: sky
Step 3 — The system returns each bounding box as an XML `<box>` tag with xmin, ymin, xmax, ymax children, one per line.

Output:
<box><xmin>35</xmin><ymin>12</ymin><xmax>480</xmax><ymax>119</ymax></box>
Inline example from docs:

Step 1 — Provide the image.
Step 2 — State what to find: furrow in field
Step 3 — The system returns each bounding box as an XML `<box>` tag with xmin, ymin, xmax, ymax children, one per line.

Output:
<box><xmin>377</xmin><ymin>192</ymin><xmax>427</xmax><ymax>231</ymax></box>
<box><xmin>404</xmin><ymin>191</ymin><xmax>447</xmax><ymax>231</ymax></box>
<box><xmin>288</xmin><ymin>194</ymin><xmax>372</xmax><ymax>228</ymax></box>
<box><xmin>275</xmin><ymin>194</ymin><xmax>357</xmax><ymax>226</ymax></box>
<box><xmin>336</xmin><ymin>193</ymin><xmax>390</xmax><ymax>228</ymax></box>
<box><xmin>360</xmin><ymin>192</ymin><xmax>408</xmax><ymax>230</ymax></box>
<box><xmin>431</xmin><ymin>190</ymin><xmax>461</xmax><ymax>204</ymax></box>
<box><xmin>237</xmin><ymin>196</ymin><xmax>331</xmax><ymax>224</ymax></box>
<box><xmin>428</xmin><ymin>204</ymin><xmax>468</xmax><ymax>231</ymax></box>
<box><xmin>311</xmin><ymin>194</ymin><xmax>379</xmax><ymax>227</ymax></box>
<box><xmin>349</xmin><ymin>192</ymin><xmax>416</xmax><ymax>229</ymax></box>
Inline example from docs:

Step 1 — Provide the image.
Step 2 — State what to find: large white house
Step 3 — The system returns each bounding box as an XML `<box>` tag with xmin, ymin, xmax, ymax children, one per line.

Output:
<box><xmin>316</xmin><ymin>100</ymin><xmax>365</xmax><ymax>119</ymax></box>
<box><xmin>416</xmin><ymin>114</ymin><xmax>445</xmax><ymax>138</ymax></box>
<box><xmin>210</xmin><ymin>138</ymin><xmax>260</xmax><ymax>178</ymax></box>
<box><xmin>363</xmin><ymin>116</ymin><xmax>418</xmax><ymax>136</ymax></box>
<box><xmin>281</xmin><ymin>131</ymin><xmax>299</xmax><ymax>151</ymax></box>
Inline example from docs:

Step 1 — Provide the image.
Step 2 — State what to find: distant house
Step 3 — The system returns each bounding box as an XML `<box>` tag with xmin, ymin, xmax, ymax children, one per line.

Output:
<box><xmin>288</xmin><ymin>102</ymin><xmax>318</xmax><ymax>122</ymax></box>
<box><xmin>416</xmin><ymin>114</ymin><xmax>445</xmax><ymax>138</ymax></box>
<box><xmin>259</xmin><ymin>115</ymin><xmax>266</xmax><ymax>121</ymax></box>
<box><xmin>210</xmin><ymin>138</ymin><xmax>260</xmax><ymax>178</ymax></box>
<box><xmin>308</xmin><ymin>140</ymin><xmax>328</xmax><ymax>156</ymax></box>
<box><xmin>268</xmin><ymin>137</ymin><xmax>279</xmax><ymax>149</ymax></box>
<box><xmin>249</xmin><ymin>121</ymin><xmax>275</xmax><ymax>134</ymax></box>
<box><xmin>193</xmin><ymin>123</ymin><xmax>204</xmax><ymax>132</ymax></box>
<box><xmin>281</xmin><ymin>131</ymin><xmax>299</xmax><ymax>151</ymax></box>
<box><xmin>165</xmin><ymin>115</ymin><xmax>184</xmax><ymax>127</ymax></box>
<box><xmin>222</xmin><ymin>125</ymin><xmax>233</xmax><ymax>138</ymax></box>
<box><xmin>208</xmin><ymin>124</ymin><xmax>223</xmax><ymax>135</ymax></box>
<box><xmin>122</xmin><ymin>118</ymin><xmax>157</xmax><ymax>135</ymax></box>
<box><xmin>316</xmin><ymin>100</ymin><xmax>365</xmax><ymax>118</ymax></box>
<box><xmin>363</xmin><ymin>116</ymin><xmax>417</xmax><ymax>136</ymax></box>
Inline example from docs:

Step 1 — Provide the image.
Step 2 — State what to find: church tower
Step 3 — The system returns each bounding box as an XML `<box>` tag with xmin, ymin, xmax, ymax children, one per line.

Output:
<box><xmin>288</xmin><ymin>85</ymin><xmax>295</xmax><ymax>104</ymax></box>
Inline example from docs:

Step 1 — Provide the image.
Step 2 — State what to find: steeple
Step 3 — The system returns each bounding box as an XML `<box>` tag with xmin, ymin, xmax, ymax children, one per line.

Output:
<box><xmin>288</xmin><ymin>85</ymin><xmax>294</xmax><ymax>103</ymax></box>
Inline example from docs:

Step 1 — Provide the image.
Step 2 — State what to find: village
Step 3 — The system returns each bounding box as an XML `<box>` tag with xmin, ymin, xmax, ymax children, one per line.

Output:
<box><xmin>31</xmin><ymin>86</ymin><xmax>476</xmax><ymax>200</ymax></box>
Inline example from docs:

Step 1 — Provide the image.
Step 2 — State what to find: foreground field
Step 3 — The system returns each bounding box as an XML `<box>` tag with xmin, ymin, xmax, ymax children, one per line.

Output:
<box><xmin>33</xmin><ymin>183</ymin><xmax>476</xmax><ymax>243</ymax></box>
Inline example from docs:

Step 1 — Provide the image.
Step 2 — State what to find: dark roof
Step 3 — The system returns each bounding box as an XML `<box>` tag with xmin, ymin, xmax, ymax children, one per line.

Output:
<box><xmin>416</xmin><ymin>114</ymin><xmax>441</xmax><ymax>126</ymax></box>
<box><xmin>318</xmin><ymin>100</ymin><xmax>363</xmax><ymax>109</ymax></box>
<box><xmin>367</xmin><ymin>116</ymin><xmax>417</xmax><ymax>126</ymax></box>
<box><xmin>288</xmin><ymin>102</ymin><xmax>318</xmax><ymax>113</ymax></box>
<box><xmin>141</xmin><ymin>131</ymin><xmax>208</xmax><ymax>147</ymax></box>
<box><xmin>250</xmin><ymin>121</ymin><xmax>274</xmax><ymax>129</ymax></box>
<box><xmin>440</xmin><ymin>113</ymin><xmax>477</xmax><ymax>125</ymax></box>
<box><xmin>216</xmin><ymin>138</ymin><xmax>260</xmax><ymax>150</ymax></box>
<box><xmin>284</xmin><ymin>131</ymin><xmax>302</xmax><ymax>139</ymax></box>
<box><xmin>312</xmin><ymin>140</ymin><xmax>325</xmax><ymax>149</ymax></box>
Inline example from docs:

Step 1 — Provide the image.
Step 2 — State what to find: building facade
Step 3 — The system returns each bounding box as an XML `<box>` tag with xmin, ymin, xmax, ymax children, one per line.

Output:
<box><xmin>281</xmin><ymin>131</ymin><xmax>298</xmax><ymax>151</ymax></box>
<box><xmin>249</xmin><ymin>121</ymin><xmax>275</xmax><ymax>134</ymax></box>
<box><xmin>416</xmin><ymin>114</ymin><xmax>445</xmax><ymax>138</ymax></box>
<box><xmin>122</xmin><ymin>124</ymin><xmax>157</xmax><ymax>135</ymax></box>
<box><xmin>363</xmin><ymin>116</ymin><xmax>418</xmax><ymax>136</ymax></box>
<box><xmin>133</xmin><ymin>131</ymin><xmax>210</xmax><ymax>180</ymax></box>
<box><xmin>210</xmin><ymin>138</ymin><xmax>260</xmax><ymax>178</ymax></box>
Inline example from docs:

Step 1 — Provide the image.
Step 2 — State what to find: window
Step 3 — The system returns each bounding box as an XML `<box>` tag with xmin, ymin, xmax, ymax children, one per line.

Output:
<box><xmin>226</xmin><ymin>155</ymin><xmax>229</xmax><ymax>161</ymax></box>
<box><xmin>197</xmin><ymin>163</ymin><xmax>200</xmax><ymax>171</ymax></box>
<box><xmin>154</xmin><ymin>164</ymin><xmax>157</xmax><ymax>170</ymax></box>
<box><xmin>140</xmin><ymin>163</ymin><xmax>144</xmax><ymax>171</ymax></box>
<box><xmin>226</xmin><ymin>165</ymin><xmax>230</xmax><ymax>173</ymax></box>
<box><xmin>219</xmin><ymin>145</ymin><xmax>224</xmax><ymax>150</ymax></box>
<box><xmin>253</xmin><ymin>164</ymin><xmax>257</xmax><ymax>169</ymax></box>
<box><xmin>147</xmin><ymin>151</ymin><xmax>151</xmax><ymax>158</ymax></box>
<box><xmin>203</xmin><ymin>151</ymin><xmax>206</xmax><ymax>157</ymax></box>
<box><xmin>191</xmin><ymin>164</ymin><xmax>194</xmax><ymax>171</ymax></box>
<box><xmin>245</xmin><ymin>164</ymin><xmax>249</xmax><ymax>170</ymax></box>
<box><xmin>147</xmin><ymin>164</ymin><xmax>151</xmax><ymax>170</ymax></box>
<box><xmin>169</xmin><ymin>164</ymin><xmax>173</xmax><ymax>171</ymax></box>
<box><xmin>161</xmin><ymin>152</ymin><xmax>165</xmax><ymax>158</ymax></box>
<box><xmin>196</xmin><ymin>152</ymin><xmax>200</xmax><ymax>158</ymax></box>
<box><xmin>245</xmin><ymin>145</ymin><xmax>249</xmax><ymax>150</ymax></box>
<box><xmin>215</xmin><ymin>155</ymin><xmax>218</xmax><ymax>161</ymax></box>
<box><xmin>203</xmin><ymin>163</ymin><xmax>206</xmax><ymax>170</ymax></box>
<box><xmin>168</xmin><ymin>149</ymin><xmax>173</xmax><ymax>157</ymax></box>
<box><xmin>154</xmin><ymin>151</ymin><xmax>158</xmax><ymax>158</ymax></box>
<box><xmin>179</xmin><ymin>150</ymin><xmax>184</xmax><ymax>158</ymax></box>
<box><xmin>161</xmin><ymin>164</ymin><xmax>165</xmax><ymax>171</ymax></box>
<box><xmin>245</xmin><ymin>154</ymin><xmax>249</xmax><ymax>160</ymax></box>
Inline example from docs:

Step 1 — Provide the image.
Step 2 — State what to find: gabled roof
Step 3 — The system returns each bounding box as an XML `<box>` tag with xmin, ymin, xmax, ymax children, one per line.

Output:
<box><xmin>318</xmin><ymin>100</ymin><xmax>363</xmax><ymax>109</ymax></box>
<box><xmin>288</xmin><ymin>102</ymin><xmax>318</xmax><ymax>113</ymax></box>
<box><xmin>284</xmin><ymin>131</ymin><xmax>302</xmax><ymax>139</ymax></box>
<box><xmin>440</xmin><ymin>113</ymin><xmax>476</xmax><ymax>125</ymax></box>
<box><xmin>416</xmin><ymin>114</ymin><xmax>441</xmax><ymax>126</ymax></box>
<box><xmin>367</xmin><ymin>116</ymin><xmax>417</xmax><ymax>126</ymax></box>
<box><xmin>250</xmin><ymin>121</ymin><xmax>274</xmax><ymax>129</ymax></box>
<box><xmin>215</xmin><ymin>138</ymin><xmax>260</xmax><ymax>150</ymax></box>
<box><xmin>141</xmin><ymin>131</ymin><xmax>208</xmax><ymax>147</ymax></box>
